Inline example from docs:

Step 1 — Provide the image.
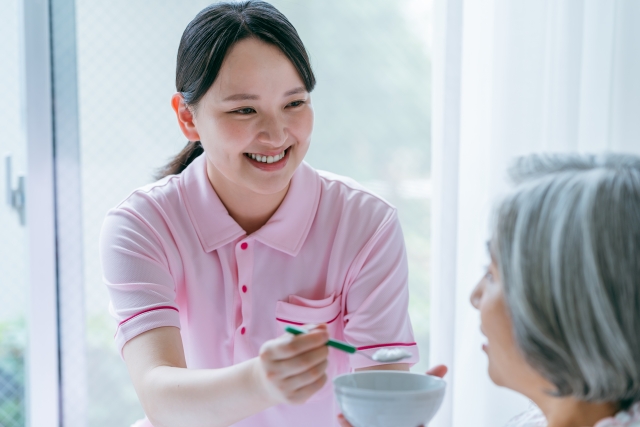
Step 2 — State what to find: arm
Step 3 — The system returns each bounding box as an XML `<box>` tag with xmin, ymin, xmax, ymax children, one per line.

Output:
<box><xmin>124</xmin><ymin>325</ymin><xmax>330</xmax><ymax>427</ymax></box>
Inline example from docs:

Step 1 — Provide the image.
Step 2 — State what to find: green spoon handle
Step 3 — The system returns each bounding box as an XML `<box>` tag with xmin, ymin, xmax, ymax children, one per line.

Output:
<box><xmin>285</xmin><ymin>325</ymin><xmax>357</xmax><ymax>354</ymax></box>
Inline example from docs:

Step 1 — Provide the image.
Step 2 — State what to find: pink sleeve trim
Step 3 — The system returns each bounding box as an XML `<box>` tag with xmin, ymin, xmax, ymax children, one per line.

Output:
<box><xmin>115</xmin><ymin>306</ymin><xmax>179</xmax><ymax>336</ymax></box>
<box><xmin>356</xmin><ymin>342</ymin><xmax>417</xmax><ymax>351</ymax></box>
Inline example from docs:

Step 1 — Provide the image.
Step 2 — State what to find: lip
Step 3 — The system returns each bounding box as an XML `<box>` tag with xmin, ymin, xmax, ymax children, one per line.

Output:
<box><xmin>479</xmin><ymin>325</ymin><xmax>488</xmax><ymax>352</ymax></box>
<box><xmin>245</xmin><ymin>147</ymin><xmax>291</xmax><ymax>172</ymax></box>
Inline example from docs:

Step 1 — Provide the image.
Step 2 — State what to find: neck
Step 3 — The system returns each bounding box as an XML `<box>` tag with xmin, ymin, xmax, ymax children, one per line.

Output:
<box><xmin>528</xmin><ymin>390</ymin><xmax>618</xmax><ymax>427</ymax></box>
<box><xmin>206</xmin><ymin>161</ymin><xmax>289</xmax><ymax>235</ymax></box>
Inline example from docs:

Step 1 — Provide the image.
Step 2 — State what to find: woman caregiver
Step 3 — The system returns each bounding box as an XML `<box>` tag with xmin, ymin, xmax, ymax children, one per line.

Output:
<box><xmin>99</xmin><ymin>2</ymin><xmax>422</xmax><ymax>426</ymax></box>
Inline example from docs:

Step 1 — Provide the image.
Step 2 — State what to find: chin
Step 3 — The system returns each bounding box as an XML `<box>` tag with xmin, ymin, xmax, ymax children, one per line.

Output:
<box><xmin>486</xmin><ymin>361</ymin><xmax>505</xmax><ymax>387</ymax></box>
<box><xmin>247</xmin><ymin>177</ymin><xmax>291</xmax><ymax>195</ymax></box>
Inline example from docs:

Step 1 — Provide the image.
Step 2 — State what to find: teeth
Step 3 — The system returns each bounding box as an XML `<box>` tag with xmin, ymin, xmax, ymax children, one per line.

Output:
<box><xmin>246</xmin><ymin>150</ymin><xmax>287</xmax><ymax>163</ymax></box>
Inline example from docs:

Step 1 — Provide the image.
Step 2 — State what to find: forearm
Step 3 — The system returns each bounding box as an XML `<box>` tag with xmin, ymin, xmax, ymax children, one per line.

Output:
<box><xmin>142</xmin><ymin>358</ymin><xmax>273</xmax><ymax>427</ymax></box>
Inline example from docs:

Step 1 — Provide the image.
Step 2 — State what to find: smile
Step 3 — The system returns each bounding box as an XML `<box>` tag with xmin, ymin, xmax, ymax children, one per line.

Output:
<box><xmin>243</xmin><ymin>148</ymin><xmax>289</xmax><ymax>164</ymax></box>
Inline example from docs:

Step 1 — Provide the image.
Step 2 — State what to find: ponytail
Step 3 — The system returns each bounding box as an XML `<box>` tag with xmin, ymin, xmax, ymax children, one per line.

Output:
<box><xmin>156</xmin><ymin>140</ymin><xmax>203</xmax><ymax>180</ymax></box>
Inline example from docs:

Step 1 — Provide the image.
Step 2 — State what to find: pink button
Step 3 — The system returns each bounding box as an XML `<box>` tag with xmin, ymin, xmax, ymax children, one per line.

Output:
<box><xmin>242</xmin><ymin>285</ymin><xmax>247</xmax><ymax>293</ymax></box>
<box><xmin>241</xmin><ymin>327</ymin><xmax>246</xmax><ymax>335</ymax></box>
<box><xmin>241</xmin><ymin>242</ymin><xmax>248</xmax><ymax>250</ymax></box>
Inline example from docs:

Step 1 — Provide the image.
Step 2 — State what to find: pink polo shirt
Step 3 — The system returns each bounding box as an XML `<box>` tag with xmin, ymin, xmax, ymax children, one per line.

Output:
<box><xmin>100</xmin><ymin>154</ymin><xmax>419</xmax><ymax>427</ymax></box>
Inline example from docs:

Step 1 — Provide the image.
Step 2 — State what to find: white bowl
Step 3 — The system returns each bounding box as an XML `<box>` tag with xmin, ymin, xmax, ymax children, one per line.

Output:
<box><xmin>333</xmin><ymin>371</ymin><xmax>446</xmax><ymax>427</ymax></box>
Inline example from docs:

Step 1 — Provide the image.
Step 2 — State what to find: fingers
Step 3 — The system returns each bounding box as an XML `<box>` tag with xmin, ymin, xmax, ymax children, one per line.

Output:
<box><xmin>279</xmin><ymin>358</ymin><xmax>328</xmax><ymax>393</ymax></box>
<box><xmin>261</xmin><ymin>348</ymin><xmax>328</xmax><ymax>399</ymax></box>
<box><xmin>286</xmin><ymin>370</ymin><xmax>328</xmax><ymax>405</ymax></box>
<box><xmin>257</xmin><ymin>324</ymin><xmax>331</xmax><ymax>405</ymax></box>
<box><xmin>261</xmin><ymin>325</ymin><xmax>329</xmax><ymax>362</ymax></box>
<box><xmin>260</xmin><ymin>337</ymin><xmax>329</xmax><ymax>380</ymax></box>
<box><xmin>426</xmin><ymin>364</ymin><xmax>448</xmax><ymax>378</ymax></box>
<box><xmin>337</xmin><ymin>414</ymin><xmax>353</xmax><ymax>427</ymax></box>
<box><xmin>273</xmin><ymin>343</ymin><xmax>329</xmax><ymax>376</ymax></box>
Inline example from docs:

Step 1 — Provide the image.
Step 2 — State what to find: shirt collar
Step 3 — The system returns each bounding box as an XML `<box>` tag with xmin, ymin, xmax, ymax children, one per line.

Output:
<box><xmin>253</xmin><ymin>161</ymin><xmax>320</xmax><ymax>256</ymax></box>
<box><xmin>181</xmin><ymin>155</ymin><xmax>320</xmax><ymax>256</ymax></box>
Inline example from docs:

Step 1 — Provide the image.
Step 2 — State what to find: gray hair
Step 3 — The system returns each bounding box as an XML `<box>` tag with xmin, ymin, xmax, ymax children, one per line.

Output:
<box><xmin>493</xmin><ymin>153</ymin><xmax>640</xmax><ymax>408</ymax></box>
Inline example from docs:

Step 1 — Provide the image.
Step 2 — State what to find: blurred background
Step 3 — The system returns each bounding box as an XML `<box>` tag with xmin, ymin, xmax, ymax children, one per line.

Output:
<box><xmin>0</xmin><ymin>0</ymin><xmax>432</xmax><ymax>426</ymax></box>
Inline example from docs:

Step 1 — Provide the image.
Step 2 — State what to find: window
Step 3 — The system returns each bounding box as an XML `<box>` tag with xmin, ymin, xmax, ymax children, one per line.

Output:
<box><xmin>0</xmin><ymin>0</ymin><xmax>28</xmax><ymax>425</ymax></box>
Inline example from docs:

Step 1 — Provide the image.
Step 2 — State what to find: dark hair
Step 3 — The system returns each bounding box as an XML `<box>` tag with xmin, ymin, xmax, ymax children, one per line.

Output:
<box><xmin>157</xmin><ymin>0</ymin><xmax>316</xmax><ymax>179</ymax></box>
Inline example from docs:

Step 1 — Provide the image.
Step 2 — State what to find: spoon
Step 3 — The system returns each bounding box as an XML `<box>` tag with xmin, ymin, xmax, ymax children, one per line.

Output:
<box><xmin>284</xmin><ymin>325</ymin><xmax>412</xmax><ymax>363</ymax></box>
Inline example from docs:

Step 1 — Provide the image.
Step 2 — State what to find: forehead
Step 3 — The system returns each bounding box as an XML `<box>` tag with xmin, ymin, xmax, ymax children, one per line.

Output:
<box><xmin>211</xmin><ymin>37</ymin><xmax>304</xmax><ymax>99</ymax></box>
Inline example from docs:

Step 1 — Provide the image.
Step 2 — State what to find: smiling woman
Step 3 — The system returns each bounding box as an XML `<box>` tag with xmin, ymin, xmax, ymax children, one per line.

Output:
<box><xmin>99</xmin><ymin>2</ymin><xmax>422</xmax><ymax>427</ymax></box>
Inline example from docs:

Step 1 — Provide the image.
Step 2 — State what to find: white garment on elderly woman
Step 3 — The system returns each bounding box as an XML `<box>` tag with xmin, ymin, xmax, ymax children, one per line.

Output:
<box><xmin>504</xmin><ymin>404</ymin><xmax>546</xmax><ymax>427</ymax></box>
<box><xmin>504</xmin><ymin>402</ymin><xmax>640</xmax><ymax>427</ymax></box>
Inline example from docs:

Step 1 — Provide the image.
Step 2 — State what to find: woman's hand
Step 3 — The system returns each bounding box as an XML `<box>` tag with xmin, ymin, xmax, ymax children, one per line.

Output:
<box><xmin>254</xmin><ymin>324</ymin><xmax>330</xmax><ymax>406</ymax></box>
<box><xmin>337</xmin><ymin>364</ymin><xmax>449</xmax><ymax>427</ymax></box>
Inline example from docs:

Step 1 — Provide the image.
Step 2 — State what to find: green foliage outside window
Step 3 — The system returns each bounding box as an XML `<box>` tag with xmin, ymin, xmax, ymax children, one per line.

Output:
<box><xmin>0</xmin><ymin>318</ymin><xmax>26</xmax><ymax>427</ymax></box>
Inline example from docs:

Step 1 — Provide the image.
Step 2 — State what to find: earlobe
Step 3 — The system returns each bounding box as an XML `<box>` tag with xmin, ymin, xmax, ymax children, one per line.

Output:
<box><xmin>171</xmin><ymin>93</ymin><xmax>200</xmax><ymax>141</ymax></box>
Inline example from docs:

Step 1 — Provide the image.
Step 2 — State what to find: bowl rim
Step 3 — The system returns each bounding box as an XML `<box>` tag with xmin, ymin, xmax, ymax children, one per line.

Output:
<box><xmin>333</xmin><ymin>371</ymin><xmax>447</xmax><ymax>398</ymax></box>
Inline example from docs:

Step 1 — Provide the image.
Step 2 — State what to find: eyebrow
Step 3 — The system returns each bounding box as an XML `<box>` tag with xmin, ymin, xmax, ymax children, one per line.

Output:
<box><xmin>222</xmin><ymin>93</ymin><xmax>259</xmax><ymax>102</ymax></box>
<box><xmin>221</xmin><ymin>86</ymin><xmax>307</xmax><ymax>102</ymax></box>
<box><xmin>283</xmin><ymin>86</ymin><xmax>307</xmax><ymax>97</ymax></box>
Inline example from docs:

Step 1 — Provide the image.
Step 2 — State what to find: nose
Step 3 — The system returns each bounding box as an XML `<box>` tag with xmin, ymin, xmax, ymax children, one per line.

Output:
<box><xmin>470</xmin><ymin>279</ymin><xmax>484</xmax><ymax>309</ymax></box>
<box><xmin>257</xmin><ymin>114</ymin><xmax>287</xmax><ymax>147</ymax></box>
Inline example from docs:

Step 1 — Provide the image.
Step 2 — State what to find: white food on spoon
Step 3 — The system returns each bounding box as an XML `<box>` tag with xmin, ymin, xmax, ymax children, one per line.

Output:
<box><xmin>371</xmin><ymin>348</ymin><xmax>412</xmax><ymax>363</ymax></box>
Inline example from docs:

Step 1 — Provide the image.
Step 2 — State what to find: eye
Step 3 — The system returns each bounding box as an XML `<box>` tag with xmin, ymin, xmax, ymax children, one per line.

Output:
<box><xmin>286</xmin><ymin>100</ymin><xmax>305</xmax><ymax>108</ymax></box>
<box><xmin>232</xmin><ymin>107</ymin><xmax>256</xmax><ymax>115</ymax></box>
<box><xmin>484</xmin><ymin>266</ymin><xmax>494</xmax><ymax>283</ymax></box>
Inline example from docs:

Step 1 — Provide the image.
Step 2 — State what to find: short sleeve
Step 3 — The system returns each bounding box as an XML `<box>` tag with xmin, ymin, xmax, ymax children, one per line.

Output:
<box><xmin>342</xmin><ymin>211</ymin><xmax>419</xmax><ymax>369</ymax></box>
<box><xmin>100</xmin><ymin>204</ymin><xmax>181</xmax><ymax>357</ymax></box>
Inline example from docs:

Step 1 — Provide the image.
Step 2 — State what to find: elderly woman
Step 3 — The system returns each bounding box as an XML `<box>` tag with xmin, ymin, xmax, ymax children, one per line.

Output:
<box><xmin>472</xmin><ymin>153</ymin><xmax>640</xmax><ymax>427</ymax></box>
<box><xmin>338</xmin><ymin>153</ymin><xmax>640</xmax><ymax>427</ymax></box>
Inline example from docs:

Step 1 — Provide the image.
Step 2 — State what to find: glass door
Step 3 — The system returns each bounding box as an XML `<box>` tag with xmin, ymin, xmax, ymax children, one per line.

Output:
<box><xmin>0</xmin><ymin>1</ymin><xmax>29</xmax><ymax>425</ymax></box>
<box><xmin>1</xmin><ymin>0</ymin><xmax>60</xmax><ymax>426</ymax></box>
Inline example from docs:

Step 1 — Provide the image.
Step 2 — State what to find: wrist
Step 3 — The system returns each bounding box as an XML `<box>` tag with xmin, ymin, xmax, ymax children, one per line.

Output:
<box><xmin>248</xmin><ymin>357</ymin><xmax>278</xmax><ymax>408</ymax></box>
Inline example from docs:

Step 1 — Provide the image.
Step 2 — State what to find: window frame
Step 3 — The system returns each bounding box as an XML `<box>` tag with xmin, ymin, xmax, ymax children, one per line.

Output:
<box><xmin>21</xmin><ymin>0</ymin><xmax>60</xmax><ymax>425</ymax></box>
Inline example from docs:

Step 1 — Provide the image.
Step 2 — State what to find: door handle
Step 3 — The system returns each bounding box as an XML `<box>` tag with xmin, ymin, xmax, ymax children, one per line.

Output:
<box><xmin>5</xmin><ymin>154</ymin><xmax>26</xmax><ymax>226</ymax></box>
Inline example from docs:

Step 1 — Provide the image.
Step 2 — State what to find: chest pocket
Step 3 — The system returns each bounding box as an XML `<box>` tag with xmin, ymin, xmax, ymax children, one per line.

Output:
<box><xmin>275</xmin><ymin>293</ymin><xmax>342</xmax><ymax>328</ymax></box>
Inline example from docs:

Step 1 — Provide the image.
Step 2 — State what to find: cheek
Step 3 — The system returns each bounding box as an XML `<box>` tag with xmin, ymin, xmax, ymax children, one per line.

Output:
<box><xmin>480</xmin><ymin>287</ymin><xmax>510</xmax><ymax>340</ymax></box>
<box><xmin>197</xmin><ymin>114</ymin><xmax>251</xmax><ymax>154</ymax></box>
<box><xmin>288</xmin><ymin>108</ymin><xmax>314</xmax><ymax>143</ymax></box>
<box><xmin>213</xmin><ymin>119</ymin><xmax>253</xmax><ymax>152</ymax></box>
<box><xmin>480</xmin><ymin>292</ymin><xmax>522</xmax><ymax>383</ymax></box>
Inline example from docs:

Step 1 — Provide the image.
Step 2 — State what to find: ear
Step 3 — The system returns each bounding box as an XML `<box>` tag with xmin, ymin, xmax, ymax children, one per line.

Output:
<box><xmin>171</xmin><ymin>93</ymin><xmax>201</xmax><ymax>141</ymax></box>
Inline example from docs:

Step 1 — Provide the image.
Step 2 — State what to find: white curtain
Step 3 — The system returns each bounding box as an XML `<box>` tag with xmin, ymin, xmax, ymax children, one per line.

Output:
<box><xmin>430</xmin><ymin>1</ymin><xmax>640</xmax><ymax>426</ymax></box>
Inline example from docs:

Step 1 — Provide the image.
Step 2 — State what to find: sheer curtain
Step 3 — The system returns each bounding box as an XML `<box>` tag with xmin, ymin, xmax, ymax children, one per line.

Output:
<box><xmin>430</xmin><ymin>1</ymin><xmax>640</xmax><ymax>426</ymax></box>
